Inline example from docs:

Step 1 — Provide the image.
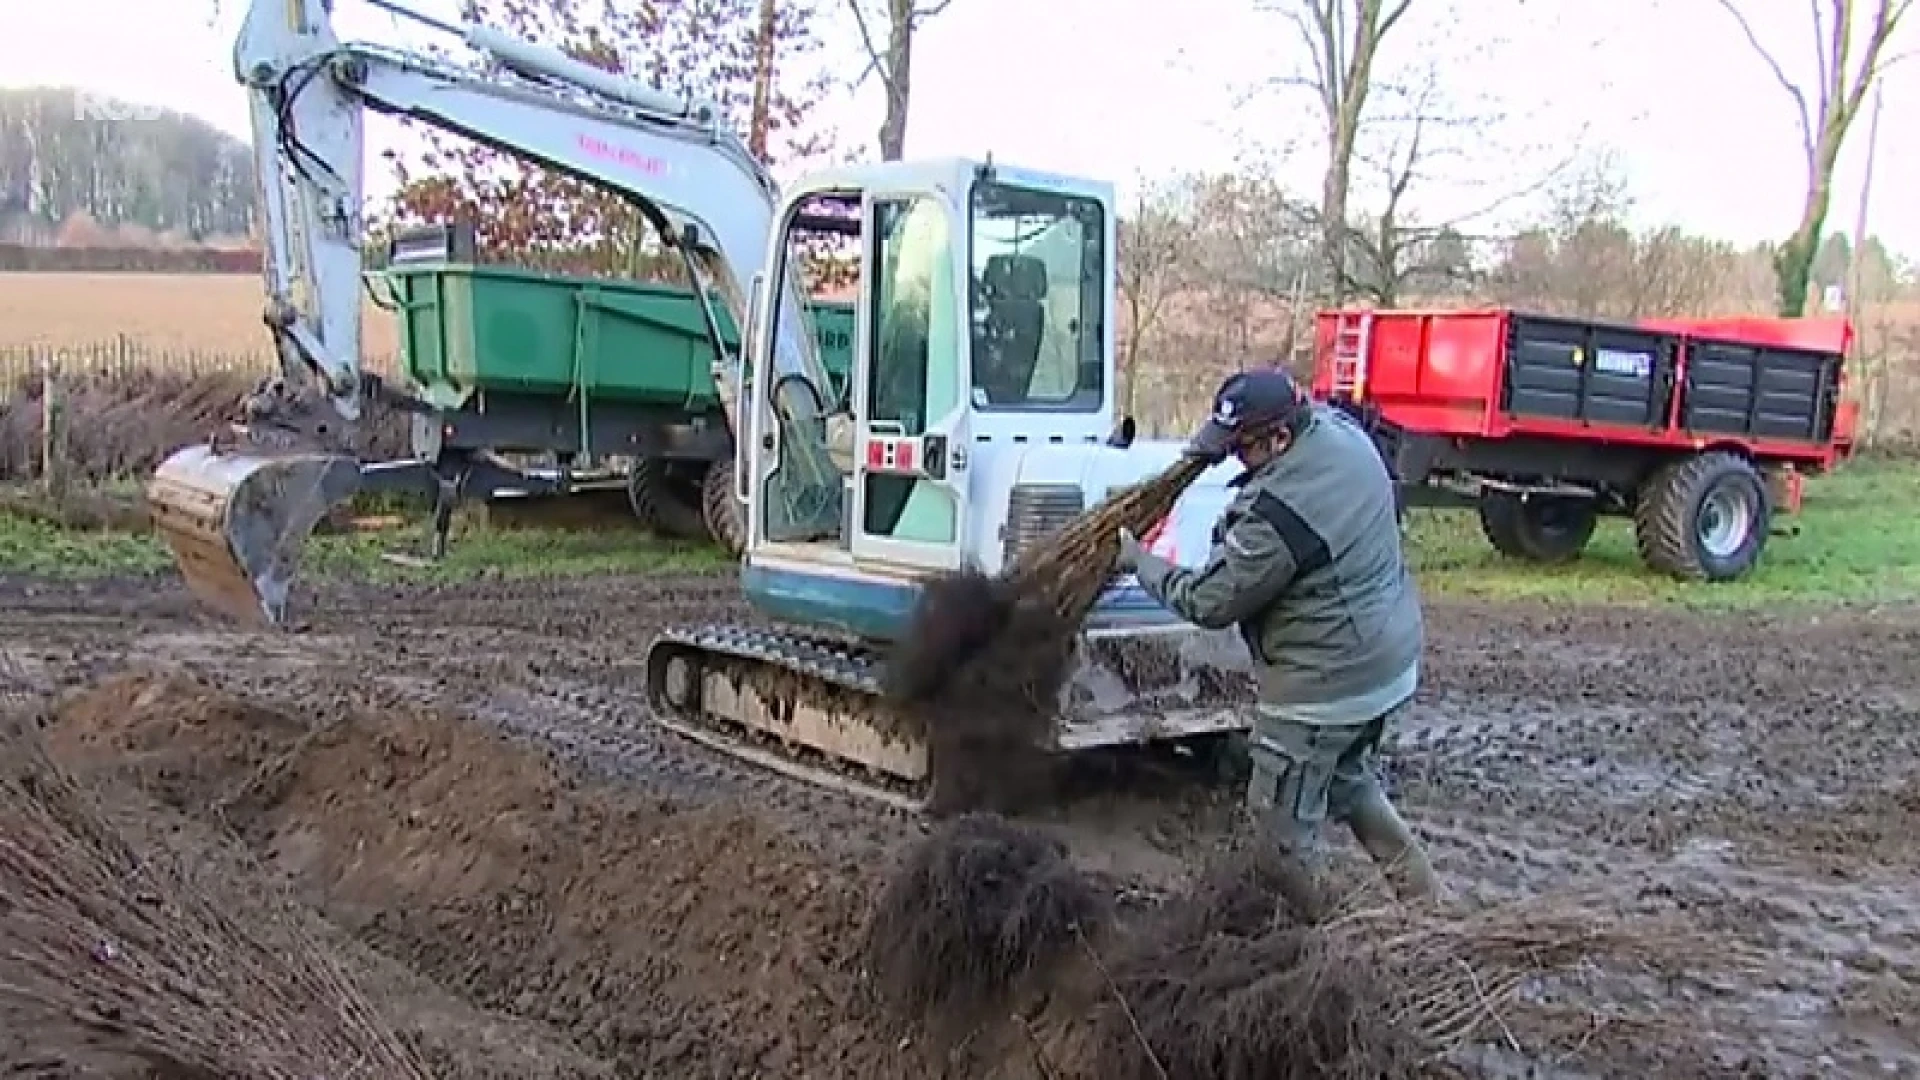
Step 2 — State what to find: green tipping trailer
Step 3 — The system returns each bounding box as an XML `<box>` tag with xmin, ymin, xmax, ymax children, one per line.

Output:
<box><xmin>361</xmin><ymin>251</ymin><xmax>855</xmax><ymax>556</ymax></box>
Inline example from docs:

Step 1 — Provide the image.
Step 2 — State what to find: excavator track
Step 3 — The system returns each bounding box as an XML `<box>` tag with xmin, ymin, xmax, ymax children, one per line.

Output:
<box><xmin>643</xmin><ymin>624</ymin><xmax>933</xmax><ymax>813</ymax></box>
<box><xmin>644</xmin><ymin>623</ymin><xmax>1264</xmax><ymax>814</ymax></box>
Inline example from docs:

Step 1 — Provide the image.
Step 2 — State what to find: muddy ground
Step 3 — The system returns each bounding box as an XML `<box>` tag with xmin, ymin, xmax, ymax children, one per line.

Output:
<box><xmin>2</xmin><ymin>567</ymin><xmax>1917</xmax><ymax>1077</ymax></box>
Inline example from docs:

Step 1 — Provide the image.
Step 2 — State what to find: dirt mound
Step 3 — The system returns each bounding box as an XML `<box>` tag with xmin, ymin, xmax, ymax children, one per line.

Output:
<box><xmin>44</xmin><ymin>669</ymin><xmax>912</xmax><ymax>1077</ymax></box>
<box><xmin>860</xmin><ymin>812</ymin><xmax>1107</xmax><ymax>1040</ymax></box>
<box><xmin>0</xmin><ymin>368</ymin><xmax>410</xmax><ymax>485</ymax></box>
<box><xmin>0</xmin><ymin>703</ymin><xmax>611</xmax><ymax>1079</ymax></box>
<box><xmin>0</xmin><ymin>711</ymin><xmax>433</xmax><ymax>1078</ymax></box>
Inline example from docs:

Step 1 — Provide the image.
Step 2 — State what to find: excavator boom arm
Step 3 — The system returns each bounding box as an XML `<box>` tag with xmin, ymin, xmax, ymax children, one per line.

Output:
<box><xmin>149</xmin><ymin>0</ymin><xmax>841</xmax><ymax>627</ymax></box>
<box><xmin>235</xmin><ymin>0</ymin><xmax>839</xmax><ymax>425</ymax></box>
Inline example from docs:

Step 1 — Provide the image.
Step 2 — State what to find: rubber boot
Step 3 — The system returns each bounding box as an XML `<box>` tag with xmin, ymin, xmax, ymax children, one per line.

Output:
<box><xmin>1244</xmin><ymin>814</ymin><xmax>1333</xmax><ymax>923</ymax></box>
<box><xmin>1346</xmin><ymin>789</ymin><xmax>1443</xmax><ymax>904</ymax></box>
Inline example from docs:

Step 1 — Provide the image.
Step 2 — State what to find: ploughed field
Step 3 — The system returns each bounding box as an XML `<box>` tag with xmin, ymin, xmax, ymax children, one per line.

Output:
<box><xmin>1</xmin><ymin>568</ymin><xmax>1915</xmax><ymax>1077</ymax></box>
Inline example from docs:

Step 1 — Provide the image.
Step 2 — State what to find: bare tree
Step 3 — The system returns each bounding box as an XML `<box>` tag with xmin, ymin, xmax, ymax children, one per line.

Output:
<box><xmin>1109</xmin><ymin>167</ymin><xmax>1321</xmax><ymax>428</ymax></box>
<box><xmin>1278</xmin><ymin>57</ymin><xmax>1575</xmax><ymax>309</ymax></box>
<box><xmin>1334</xmin><ymin>70</ymin><xmax>1482</xmax><ymax>306</ymax></box>
<box><xmin>1260</xmin><ymin>0</ymin><xmax>1415</xmax><ymax>303</ymax></box>
<box><xmin>1713</xmin><ymin>0</ymin><xmax>1912</xmax><ymax>316</ymax></box>
<box><xmin>1487</xmin><ymin>155</ymin><xmax>1775</xmax><ymax>320</ymax></box>
<box><xmin>1182</xmin><ymin>169</ymin><xmax>1321</xmax><ymax>367</ymax></box>
<box><xmin>845</xmin><ymin>0</ymin><xmax>957</xmax><ymax>160</ymax></box>
<box><xmin>1116</xmin><ymin>180</ymin><xmax>1200</xmax><ymax>413</ymax></box>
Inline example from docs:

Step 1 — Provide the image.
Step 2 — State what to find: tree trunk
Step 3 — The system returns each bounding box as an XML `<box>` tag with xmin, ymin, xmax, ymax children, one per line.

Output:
<box><xmin>1775</xmin><ymin>130</ymin><xmax>1844</xmax><ymax>317</ymax></box>
<box><xmin>1316</xmin><ymin>0</ymin><xmax>1395</xmax><ymax>306</ymax></box>
<box><xmin>1322</xmin><ymin>145</ymin><xmax>1351</xmax><ymax>303</ymax></box>
<box><xmin>1122</xmin><ymin>292</ymin><xmax>1143</xmax><ymax>414</ymax></box>
<box><xmin>748</xmin><ymin>0</ymin><xmax>778</xmax><ymax>159</ymax></box>
<box><xmin>878</xmin><ymin>0</ymin><xmax>914</xmax><ymax>160</ymax></box>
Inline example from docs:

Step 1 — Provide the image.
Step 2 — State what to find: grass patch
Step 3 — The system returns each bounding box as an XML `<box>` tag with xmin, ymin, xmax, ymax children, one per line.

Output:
<box><xmin>5</xmin><ymin>458</ymin><xmax>1919</xmax><ymax>613</ymax></box>
<box><xmin>0</xmin><ymin>511</ymin><xmax>175</xmax><ymax>576</ymax></box>
<box><xmin>0</xmin><ymin>491</ymin><xmax>730</xmax><ymax>582</ymax></box>
<box><xmin>1404</xmin><ymin>456</ymin><xmax>1920</xmax><ymax>609</ymax></box>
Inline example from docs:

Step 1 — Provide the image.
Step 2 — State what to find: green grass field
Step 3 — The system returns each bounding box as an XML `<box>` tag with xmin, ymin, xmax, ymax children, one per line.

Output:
<box><xmin>1402</xmin><ymin>456</ymin><xmax>1920</xmax><ymax>608</ymax></box>
<box><xmin>1</xmin><ymin>457</ymin><xmax>1916</xmax><ymax>610</ymax></box>
<box><xmin>0</xmin><ymin>501</ymin><xmax>731</xmax><ymax>581</ymax></box>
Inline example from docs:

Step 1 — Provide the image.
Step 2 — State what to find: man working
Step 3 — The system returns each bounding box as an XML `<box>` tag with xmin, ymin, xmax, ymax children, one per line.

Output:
<box><xmin>1116</xmin><ymin>368</ymin><xmax>1441</xmax><ymax>902</ymax></box>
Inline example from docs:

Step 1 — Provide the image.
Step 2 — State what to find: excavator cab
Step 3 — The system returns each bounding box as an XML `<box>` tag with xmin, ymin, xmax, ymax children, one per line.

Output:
<box><xmin>640</xmin><ymin>158</ymin><xmax>1254</xmax><ymax>806</ymax></box>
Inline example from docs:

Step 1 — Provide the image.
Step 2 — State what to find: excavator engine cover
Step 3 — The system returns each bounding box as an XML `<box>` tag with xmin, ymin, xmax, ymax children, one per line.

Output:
<box><xmin>146</xmin><ymin>443</ymin><xmax>362</xmax><ymax>627</ymax></box>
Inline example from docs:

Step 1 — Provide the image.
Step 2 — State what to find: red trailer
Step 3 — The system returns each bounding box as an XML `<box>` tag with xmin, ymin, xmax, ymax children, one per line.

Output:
<box><xmin>1307</xmin><ymin>307</ymin><xmax>1856</xmax><ymax>581</ymax></box>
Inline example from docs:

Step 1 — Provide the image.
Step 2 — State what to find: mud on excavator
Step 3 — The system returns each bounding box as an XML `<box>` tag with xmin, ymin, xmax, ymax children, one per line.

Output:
<box><xmin>147</xmin><ymin>0</ymin><xmax>1257</xmax><ymax>811</ymax></box>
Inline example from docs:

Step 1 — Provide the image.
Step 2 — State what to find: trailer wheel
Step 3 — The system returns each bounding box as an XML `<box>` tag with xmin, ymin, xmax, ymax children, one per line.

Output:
<box><xmin>1477</xmin><ymin>491</ymin><xmax>1597</xmax><ymax>564</ymax></box>
<box><xmin>702</xmin><ymin>457</ymin><xmax>746</xmax><ymax>557</ymax></box>
<box><xmin>1633</xmin><ymin>451</ymin><xmax>1770</xmax><ymax>582</ymax></box>
<box><xmin>627</xmin><ymin>457</ymin><xmax>706</xmax><ymax>540</ymax></box>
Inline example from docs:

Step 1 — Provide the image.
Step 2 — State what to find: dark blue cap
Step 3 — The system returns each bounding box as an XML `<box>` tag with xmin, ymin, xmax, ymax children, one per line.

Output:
<box><xmin>1185</xmin><ymin>368</ymin><xmax>1308</xmax><ymax>459</ymax></box>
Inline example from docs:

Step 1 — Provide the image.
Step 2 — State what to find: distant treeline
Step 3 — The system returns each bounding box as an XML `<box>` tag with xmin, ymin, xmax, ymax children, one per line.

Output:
<box><xmin>0</xmin><ymin>245</ymin><xmax>261</xmax><ymax>273</ymax></box>
<box><xmin>0</xmin><ymin>88</ymin><xmax>256</xmax><ymax>239</ymax></box>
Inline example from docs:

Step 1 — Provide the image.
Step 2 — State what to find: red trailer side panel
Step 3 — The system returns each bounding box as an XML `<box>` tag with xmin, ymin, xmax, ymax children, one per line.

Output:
<box><xmin>1311</xmin><ymin>307</ymin><xmax>1851</xmax><ymax>468</ymax></box>
<box><xmin>1636</xmin><ymin>315</ymin><xmax>1853</xmax><ymax>356</ymax></box>
<box><xmin>1311</xmin><ymin>308</ymin><xmax>1509</xmax><ymax>438</ymax></box>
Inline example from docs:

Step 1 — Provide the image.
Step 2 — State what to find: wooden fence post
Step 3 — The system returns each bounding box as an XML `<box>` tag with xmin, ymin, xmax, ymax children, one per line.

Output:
<box><xmin>40</xmin><ymin>358</ymin><xmax>66</xmax><ymax>498</ymax></box>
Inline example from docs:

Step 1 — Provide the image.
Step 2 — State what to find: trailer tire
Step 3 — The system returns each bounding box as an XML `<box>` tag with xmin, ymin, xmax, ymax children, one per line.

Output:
<box><xmin>702</xmin><ymin>457</ymin><xmax>746</xmax><ymax>557</ymax></box>
<box><xmin>1633</xmin><ymin>451</ymin><xmax>1770</xmax><ymax>582</ymax></box>
<box><xmin>1477</xmin><ymin>491</ymin><xmax>1597</xmax><ymax>564</ymax></box>
<box><xmin>627</xmin><ymin>457</ymin><xmax>706</xmax><ymax>540</ymax></box>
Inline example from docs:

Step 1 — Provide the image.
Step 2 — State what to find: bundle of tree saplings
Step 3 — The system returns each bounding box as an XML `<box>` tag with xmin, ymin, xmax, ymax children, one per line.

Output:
<box><xmin>0</xmin><ymin>714</ymin><xmax>432</xmax><ymax>1079</ymax></box>
<box><xmin>866</xmin><ymin>816</ymin><xmax>1715</xmax><ymax>1080</ymax></box>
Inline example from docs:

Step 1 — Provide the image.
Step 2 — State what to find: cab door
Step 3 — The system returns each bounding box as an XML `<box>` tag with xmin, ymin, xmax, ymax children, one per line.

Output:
<box><xmin>848</xmin><ymin>187</ymin><xmax>972</xmax><ymax>571</ymax></box>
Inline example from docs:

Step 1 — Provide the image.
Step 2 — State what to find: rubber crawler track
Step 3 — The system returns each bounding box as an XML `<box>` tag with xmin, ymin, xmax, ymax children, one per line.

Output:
<box><xmin>644</xmin><ymin>623</ymin><xmax>934</xmax><ymax>812</ymax></box>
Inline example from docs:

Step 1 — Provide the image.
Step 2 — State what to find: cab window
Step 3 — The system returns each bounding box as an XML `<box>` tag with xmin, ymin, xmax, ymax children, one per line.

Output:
<box><xmin>968</xmin><ymin>181</ymin><xmax>1106</xmax><ymax>412</ymax></box>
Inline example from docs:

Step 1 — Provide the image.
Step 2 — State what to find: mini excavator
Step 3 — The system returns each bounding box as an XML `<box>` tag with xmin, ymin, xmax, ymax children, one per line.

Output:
<box><xmin>145</xmin><ymin>0</ymin><xmax>1258</xmax><ymax>810</ymax></box>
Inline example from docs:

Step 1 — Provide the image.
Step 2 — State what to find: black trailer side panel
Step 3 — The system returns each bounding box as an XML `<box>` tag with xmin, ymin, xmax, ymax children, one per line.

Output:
<box><xmin>1501</xmin><ymin>316</ymin><xmax>1679</xmax><ymax>429</ymax></box>
<box><xmin>1679</xmin><ymin>338</ymin><xmax>1841</xmax><ymax>444</ymax></box>
<box><xmin>411</xmin><ymin>391</ymin><xmax>733</xmax><ymax>462</ymax></box>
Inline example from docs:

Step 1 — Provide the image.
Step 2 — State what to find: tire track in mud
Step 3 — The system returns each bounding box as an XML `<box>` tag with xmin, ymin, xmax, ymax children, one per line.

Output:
<box><xmin>0</xmin><ymin>571</ymin><xmax>927</xmax><ymax>860</ymax></box>
<box><xmin>1390</xmin><ymin>601</ymin><xmax>1920</xmax><ymax>1077</ymax></box>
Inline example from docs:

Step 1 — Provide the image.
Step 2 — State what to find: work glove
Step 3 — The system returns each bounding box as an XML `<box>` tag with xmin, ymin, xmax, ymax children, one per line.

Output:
<box><xmin>1114</xmin><ymin>527</ymin><xmax>1145</xmax><ymax>573</ymax></box>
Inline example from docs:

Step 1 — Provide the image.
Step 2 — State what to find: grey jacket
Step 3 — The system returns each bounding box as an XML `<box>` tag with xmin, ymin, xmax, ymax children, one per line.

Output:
<box><xmin>1133</xmin><ymin>403</ymin><xmax>1424</xmax><ymax>710</ymax></box>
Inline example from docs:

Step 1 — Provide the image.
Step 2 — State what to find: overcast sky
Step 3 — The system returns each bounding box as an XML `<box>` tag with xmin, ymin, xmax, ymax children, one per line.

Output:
<box><xmin>1</xmin><ymin>0</ymin><xmax>1913</xmax><ymax>258</ymax></box>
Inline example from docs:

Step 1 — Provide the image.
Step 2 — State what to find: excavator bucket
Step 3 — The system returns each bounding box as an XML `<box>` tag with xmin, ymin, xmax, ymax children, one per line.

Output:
<box><xmin>145</xmin><ymin>443</ymin><xmax>362</xmax><ymax>628</ymax></box>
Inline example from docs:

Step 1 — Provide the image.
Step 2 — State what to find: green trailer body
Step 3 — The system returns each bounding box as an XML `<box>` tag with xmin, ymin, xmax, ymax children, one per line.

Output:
<box><xmin>376</xmin><ymin>262</ymin><xmax>856</xmax><ymax>411</ymax></box>
<box><xmin>356</xmin><ymin>261</ymin><xmax>855</xmax><ymax>555</ymax></box>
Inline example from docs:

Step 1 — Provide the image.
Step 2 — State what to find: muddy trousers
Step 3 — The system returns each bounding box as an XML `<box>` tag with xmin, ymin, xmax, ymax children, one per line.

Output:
<box><xmin>1244</xmin><ymin>700</ymin><xmax>1440</xmax><ymax>902</ymax></box>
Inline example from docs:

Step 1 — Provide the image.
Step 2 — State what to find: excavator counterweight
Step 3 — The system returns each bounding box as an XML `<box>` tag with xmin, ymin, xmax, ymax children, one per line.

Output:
<box><xmin>146</xmin><ymin>442</ymin><xmax>361</xmax><ymax>627</ymax></box>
